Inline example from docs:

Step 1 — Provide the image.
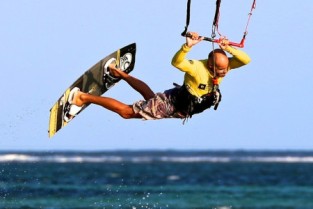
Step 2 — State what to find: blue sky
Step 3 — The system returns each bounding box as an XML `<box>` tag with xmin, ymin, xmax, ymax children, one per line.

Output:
<box><xmin>0</xmin><ymin>0</ymin><xmax>312</xmax><ymax>151</ymax></box>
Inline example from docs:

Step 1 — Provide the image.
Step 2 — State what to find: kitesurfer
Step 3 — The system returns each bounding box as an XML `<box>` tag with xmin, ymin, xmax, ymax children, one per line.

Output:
<box><xmin>70</xmin><ymin>32</ymin><xmax>251</xmax><ymax>120</ymax></box>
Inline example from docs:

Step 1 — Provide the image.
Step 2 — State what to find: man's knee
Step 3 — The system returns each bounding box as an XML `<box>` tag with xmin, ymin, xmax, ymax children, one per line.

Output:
<box><xmin>120</xmin><ymin>113</ymin><xmax>132</xmax><ymax>119</ymax></box>
<box><xmin>119</xmin><ymin>106</ymin><xmax>137</xmax><ymax>119</ymax></box>
<box><xmin>144</xmin><ymin>92</ymin><xmax>155</xmax><ymax>100</ymax></box>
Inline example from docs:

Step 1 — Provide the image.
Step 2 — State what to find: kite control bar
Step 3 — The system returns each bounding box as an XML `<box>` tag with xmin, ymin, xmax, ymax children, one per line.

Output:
<box><xmin>181</xmin><ymin>0</ymin><xmax>256</xmax><ymax>49</ymax></box>
<box><xmin>184</xmin><ymin>32</ymin><xmax>245</xmax><ymax>48</ymax></box>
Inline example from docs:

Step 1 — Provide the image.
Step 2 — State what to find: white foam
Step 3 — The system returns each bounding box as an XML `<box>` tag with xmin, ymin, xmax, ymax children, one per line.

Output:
<box><xmin>160</xmin><ymin>156</ymin><xmax>231</xmax><ymax>163</ymax></box>
<box><xmin>1</xmin><ymin>153</ymin><xmax>313</xmax><ymax>163</ymax></box>
<box><xmin>0</xmin><ymin>154</ymin><xmax>40</xmax><ymax>162</ymax></box>
<box><xmin>244</xmin><ymin>156</ymin><xmax>313</xmax><ymax>163</ymax></box>
<box><xmin>167</xmin><ymin>175</ymin><xmax>180</xmax><ymax>181</ymax></box>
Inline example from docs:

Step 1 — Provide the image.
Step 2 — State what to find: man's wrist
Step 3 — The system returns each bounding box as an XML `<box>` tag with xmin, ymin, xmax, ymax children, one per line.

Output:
<box><xmin>185</xmin><ymin>43</ymin><xmax>192</xmax><ymax>48</ymax></box>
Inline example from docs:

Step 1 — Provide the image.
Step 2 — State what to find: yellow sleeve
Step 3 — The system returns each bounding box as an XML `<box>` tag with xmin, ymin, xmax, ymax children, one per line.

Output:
<box><xmin>224</xmin><ymin>46</ymin><xmax>251</xmax><ymax>70</ymax></box>
<box><xmin>171</xmin><ymin>44</ymin><xmax>196</xmax><ymax>75</ymax></box>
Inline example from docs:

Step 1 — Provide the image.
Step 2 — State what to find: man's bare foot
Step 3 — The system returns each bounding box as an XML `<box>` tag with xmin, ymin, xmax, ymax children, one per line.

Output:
<box><xmin>72</xmin><ymin>91</ymin><xmax>85</xmax><ymax>107</ymax></box>
<box><xmin>108</xmin><ymin>63</ymin><xmax>129</xmax><ymax>79</ymax></box>
<box><xmin>108</xmin><ymin>63</ymin><xmax>123</xmax><ymax>78</ymax></box>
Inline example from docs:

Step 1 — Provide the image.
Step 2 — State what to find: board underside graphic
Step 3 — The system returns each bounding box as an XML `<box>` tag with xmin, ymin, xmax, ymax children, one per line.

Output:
<box><xmin>48</xmin><ymin>43</ymin><xmax>136</xmax><ymax>138</ymax></box>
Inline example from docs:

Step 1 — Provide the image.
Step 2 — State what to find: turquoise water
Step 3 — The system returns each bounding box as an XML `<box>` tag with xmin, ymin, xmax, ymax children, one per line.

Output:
<box><xmin>0</xmin><ymin>151</ymin><xmax>313</xmax><ymax>209</ymax></box>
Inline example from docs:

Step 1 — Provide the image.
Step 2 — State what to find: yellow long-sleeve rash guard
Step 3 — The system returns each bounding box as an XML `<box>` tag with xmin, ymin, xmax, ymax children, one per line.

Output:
<box><xmin>171</xmin><ymin>44</ymin><xmax>251</xmax><ymax>97</ymax></box>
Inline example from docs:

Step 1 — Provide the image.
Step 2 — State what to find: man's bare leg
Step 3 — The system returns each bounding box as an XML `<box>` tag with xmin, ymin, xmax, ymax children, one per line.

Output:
<box><xmin>109</xmin><ymin>65</ymin><xmax>155</xmax><ymax>100</ymax></box>
<box><xmin>73</xmin><ymin>92</ymin><xmax>140</xmax><ymax>119</ymax></box>
<box><xmin>71</xmin><ymin>65</ymin><xmax>154</xmax><ymax>119</ymax></box>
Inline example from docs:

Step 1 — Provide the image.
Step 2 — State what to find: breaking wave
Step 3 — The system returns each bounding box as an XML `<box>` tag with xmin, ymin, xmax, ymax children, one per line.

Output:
<box><xmin>1</xmin><ymin>151</ymin><xmax>313</xmax><ymax>163</ymax></box>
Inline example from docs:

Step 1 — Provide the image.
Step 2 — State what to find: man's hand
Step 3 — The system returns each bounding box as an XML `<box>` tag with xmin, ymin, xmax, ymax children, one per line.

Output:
<box><xmin>186</xmin><ymin>32</ymin><xmax>204</xmax><ymax>48</ymax></box>
<box><xmin>218</xmin><ymin>37</ymin><xmax>230</xmax><ymax>50</ymax></box>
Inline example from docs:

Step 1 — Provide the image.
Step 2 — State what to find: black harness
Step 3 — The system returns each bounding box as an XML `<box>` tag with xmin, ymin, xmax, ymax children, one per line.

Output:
<box><xmin>169</xmin><ymin>84</ymin><xmax>221</xmax><ymax>118</ymax></box>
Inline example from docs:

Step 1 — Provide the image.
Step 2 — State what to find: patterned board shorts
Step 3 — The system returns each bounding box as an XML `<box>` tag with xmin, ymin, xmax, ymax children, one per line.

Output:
<box><xmin>133</xmin><ymin>92</ymin><xmax>185</xmax><ymax>120</ymax></box>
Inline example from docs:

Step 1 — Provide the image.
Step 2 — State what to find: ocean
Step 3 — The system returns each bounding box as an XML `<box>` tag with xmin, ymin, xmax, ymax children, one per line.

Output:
<box><xmin>0</xmin><ymin>151</ymin><xmax>313</xmax><ymax>209</ymax></box>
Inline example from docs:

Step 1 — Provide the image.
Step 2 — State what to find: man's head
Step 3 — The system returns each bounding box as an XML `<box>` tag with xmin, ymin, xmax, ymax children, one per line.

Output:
<box><xmin>207</xmin><ymin>49</ymin><xmax>229</xmax><ymax>77</ymax></box>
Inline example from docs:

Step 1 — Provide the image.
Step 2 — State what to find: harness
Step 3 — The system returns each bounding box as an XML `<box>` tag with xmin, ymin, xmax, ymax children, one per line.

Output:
<box><xmin>170</xmin><ymin>84</ymin><xmax>221</xmax><ymax>118</ymax></box>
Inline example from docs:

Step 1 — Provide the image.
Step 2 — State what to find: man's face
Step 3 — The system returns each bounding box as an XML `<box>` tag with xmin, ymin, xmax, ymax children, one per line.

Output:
<box><xmin>208</xmin><ymin>58</ymin><xmax>229</xmax><ymax>77</ymax></box>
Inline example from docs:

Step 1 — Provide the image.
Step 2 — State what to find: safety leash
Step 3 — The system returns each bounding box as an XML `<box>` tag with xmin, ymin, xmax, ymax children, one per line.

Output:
<box><xmin>210</xmin><ymin>16</ymin><xmax>222</xmax><ymax>111</ymax></box>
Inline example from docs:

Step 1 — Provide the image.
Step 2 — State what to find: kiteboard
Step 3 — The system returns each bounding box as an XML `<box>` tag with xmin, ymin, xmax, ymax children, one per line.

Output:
<box><xmin>48</xmin><ymin>43</ymin><xmax>136</xmax><ymax>138</ymax></box>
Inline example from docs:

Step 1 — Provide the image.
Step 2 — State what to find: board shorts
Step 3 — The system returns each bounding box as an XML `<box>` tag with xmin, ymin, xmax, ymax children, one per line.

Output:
<box><xmin>133</xmin><ymin>89</ymin><xmax>186</xmax><ymax>120</ymax></box>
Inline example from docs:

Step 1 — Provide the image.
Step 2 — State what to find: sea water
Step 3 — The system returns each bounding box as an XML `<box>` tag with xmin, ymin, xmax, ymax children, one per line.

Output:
<box><xmin>0</xmin><ymin>151</ymin><xmax>313</xmax><ymax>209</ymax></box>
